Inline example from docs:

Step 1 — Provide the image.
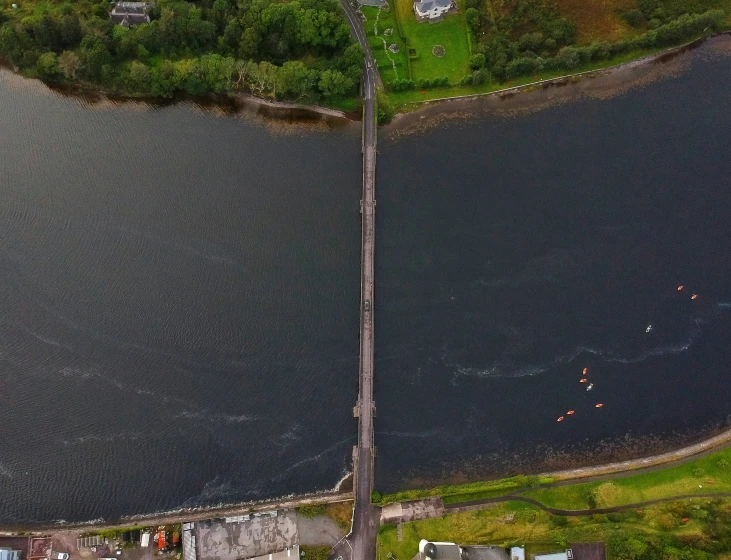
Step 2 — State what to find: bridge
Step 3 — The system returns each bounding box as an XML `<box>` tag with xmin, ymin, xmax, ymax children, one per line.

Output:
<box><xmin>339</xmin><ymin>3</ymin><xmax>380</xmax><ymax>560</ymax></box>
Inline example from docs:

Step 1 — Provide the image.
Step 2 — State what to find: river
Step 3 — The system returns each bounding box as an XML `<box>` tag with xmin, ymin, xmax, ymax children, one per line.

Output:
<box><xmin>374</xmin><ymin>36</ymin><xmax>731</xmax><ymax>491</ymax></box>
<box><xmin>0</xmin><ymin>37</ymin><xmax>730</xmax><ymax>522</ymax></box>
<box><xmin>0</xmin><ymin>73</ymin><xmax>362</xmax><ymax>522</ymax></box>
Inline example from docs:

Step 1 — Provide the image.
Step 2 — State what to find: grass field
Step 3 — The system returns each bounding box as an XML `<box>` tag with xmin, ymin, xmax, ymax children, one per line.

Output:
<box><xmin>377</xmin><ymin>498</ymin><xmax>731</xmax><ymax>560</ymax></box>
<box><xmin>362</xmin><ymin>6</ymin><xmax>411</xmax><ymax>83</ymax></box>
<box><xmin>392</xmin><ymin>0</ymin><xmax>472</xmax><ymax>84</ymax></box>
<box><xmin>522</xmin><ymin>447</ymin><xmax>731</xmax><ymax>511</ymax></box>
<box><xmin>376</xmin><ymin>475</ymin><xmax>554</xmax><ymax>506</ymax></box>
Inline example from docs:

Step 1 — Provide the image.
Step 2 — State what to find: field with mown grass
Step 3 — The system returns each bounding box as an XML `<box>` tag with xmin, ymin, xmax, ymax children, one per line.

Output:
<box><xmin>378</xmin><ymin>498</ymin><xmax>731</xmax><ymax>560</ymax></box>
<box><xmin>522</xmin><ymin>447</ymin><xmax>731</xmax><ymax>511</ymax></box>
<box><xmin>391</xmin><ymin>0</ymin><xmax>472</xmax><ymax>83</ymax></box>
<box><xmin>362</xmin><ymin>6</ymin><xmax>411</xmax><ymax>83</ymax></box>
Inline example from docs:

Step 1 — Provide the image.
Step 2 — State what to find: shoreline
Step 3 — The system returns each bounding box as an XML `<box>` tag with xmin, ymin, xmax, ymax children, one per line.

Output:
<box><xmin>384</xmin><ymin>30</ymin><xmax>731</xmax><ymax>127</ymax></box>
<box><xmin>0</xmin><ymin>488</ymin><xmax>354</xmax><ymax>534</ymax></box>
<box><xmin>1</xmin><ymin>30</ymin><xmax>728</xmax><ymax>125</ymax></box>
<box><xmin>0</xmin><ymin>60</ymin><xmax>353</xmax><ymax>122</ymax></box>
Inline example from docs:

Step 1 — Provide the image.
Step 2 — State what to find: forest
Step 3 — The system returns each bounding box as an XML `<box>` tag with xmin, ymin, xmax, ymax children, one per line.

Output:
<box><xmin>461</xmin><ymin>0</ymin><xmax>727</xmax><ymax>83</ymax></box>
<box><xmin>0</xmin><ymin>0</ymin><xmax>364</xmax><ymax>101</ymax></box>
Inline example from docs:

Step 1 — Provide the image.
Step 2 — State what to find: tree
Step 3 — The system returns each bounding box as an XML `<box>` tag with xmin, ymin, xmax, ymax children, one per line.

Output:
<box><xmin>470</xmin><ymin>53</ymin><xmax>486</xmax><ymax>69</ymax></box>
<box><xmin>318</xmin><ymin>69</ymin><xmax>352</xmax><ymax>98</ymax></box>
<box><xmin>58</xmin><ymin>50</ymin><xmax>81</xmax><ymax>79</ymax></box>
<box><xmin>151</xmin><ymin>59</ymin><xmax>178</xmax><ymax>97</ymax></box>
<box><xmin>59</xmin><ymin>14</ymin><xmax>82</xmax><ymax>49</ymax></box>
<box><xmin>79</xmin><ymin>34</ymin><xmax>112</xmax><ymax>80</ymax></box>
<box><xmin>36</xmin><ymin>51</ymin><xmax>60</xmax><ymax>78</ymax></box>
<box><xmin>465</xmin><ymin>8</ymin><xmax>480</xmax><ymax>32</ymax></box>
<box><xmin>127</xmin><ymin>60</ymin><xmax>151</xmax><ymax>92</ymax></box>
<box><xmin>279</xmin><ymin>60</ymin><xmax>317</xmax><ymax>99</ymax></box>
<box><xmin>34</xmin><ymin>15</ymin><xmax>63</xmax><ymax>51</ymax></box>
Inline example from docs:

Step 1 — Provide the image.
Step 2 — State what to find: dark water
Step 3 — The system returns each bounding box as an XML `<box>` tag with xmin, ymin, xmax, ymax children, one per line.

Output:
<box><xmin>375</xmin><ymin>42</ymin><xmax>731</xmax><ymax>491</ymax></box>
<box><xmin>1</xmin><ymin>41</ymin><xmax>731</xmax><ymax>523</ymax></box>
<box><xmin>0</xmin><ymin>74</ymin><xmax>362</xmax><ymax>522</ymax></box>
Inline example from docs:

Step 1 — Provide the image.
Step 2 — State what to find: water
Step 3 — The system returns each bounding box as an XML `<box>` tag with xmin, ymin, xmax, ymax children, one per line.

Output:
<box><xmin>0</xmin><ymin>39</ymin><xmax>730</xmax><ymax>522</ymax></box>
<box><xmin>0</xmin><ymin>74</ymin><xmax>362</xmax><ymax>522</ymax></box>
<box><xmin>374</xmin><ymin>40</ymin><xmax>731</xmax><ymax>491</ymax></box>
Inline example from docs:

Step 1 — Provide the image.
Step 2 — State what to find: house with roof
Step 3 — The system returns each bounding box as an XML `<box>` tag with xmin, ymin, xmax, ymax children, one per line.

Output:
<box><xmin>413</xmin><ymin>0</ymin><xmax>454</xmax><ymax>21</ymax></box>
<box><xmin>109</xmin><ymin>2</ymin><xmax>152</xmax><ymax>27</ymax></box>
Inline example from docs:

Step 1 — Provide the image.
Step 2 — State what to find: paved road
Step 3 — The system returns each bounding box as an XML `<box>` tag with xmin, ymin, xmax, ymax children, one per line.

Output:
<box><xmin>351</xmin><ymin>65</ymin><xmax>378</xmax><ymax>560</ymax></box>
<box><xmin>339</xmin><ymin>2</ymin><xmax>380</xmax><ymax>560</ymax></box>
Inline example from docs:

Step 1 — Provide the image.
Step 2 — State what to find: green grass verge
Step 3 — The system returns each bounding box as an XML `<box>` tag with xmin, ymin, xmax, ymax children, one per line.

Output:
<box><xmin>392</xmin><ymin>0</ymin><xmax>471</xmax><ymax>84</ymax></box>
<box><xmin>375</xmin><ymin>475</ymin><xmax>554</xmax><ymax>506</ymax></box>
<box><xmin>301</xmin><ymin>546</ymin><xmax>332</xmax><ymax>560</ymax></box>
<box><xmin>377</xmin><ymin>498</ymin><xmax>731</xmax><ymax>560</ymax></box>
<box><xmin>362</xmin><ymin>6</ymin><xmax>411</xmax><ymax>84</ymax></box>
<box><xmin>522</xmin><ymin>447</ymin><xmax>731</xmax><ymax>511</ymax></box>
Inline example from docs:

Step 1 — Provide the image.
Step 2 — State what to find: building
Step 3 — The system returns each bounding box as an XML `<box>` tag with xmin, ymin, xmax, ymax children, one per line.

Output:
<box><xmin>0</xmin><ymin>549</ymin><xmax>20</xmax><ymax>560</ymax></box>
<box><xmin>413</xmin><ymin>0</ymin><xmax>453</xmax><ymax>21</ymax></box>
<box><xmin>535</xmin><ymin>551</ymin><xmax>573</xmax><ymax>560</ymax></box>
<box><xmin>510</xmin><ymin>547</ymin><xmax>525</xmax><ymax>560</ymax></box>
<box><xmin>109</xmin><ymin>2</ymin><xmax>151</xmax><ymax>27</ymax></box>
<box><xmin>195</xmin><ymin>510</ymin><xmax>299</xmax><ymax>560</ymax></box>
<box><xmin>419</xmin><ymin>540</ymin><xmax>462</xmax><ymax>560</ymax></box>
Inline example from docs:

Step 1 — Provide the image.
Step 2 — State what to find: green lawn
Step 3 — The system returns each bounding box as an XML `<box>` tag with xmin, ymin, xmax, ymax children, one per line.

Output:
<box><xmin>392</xmin><ymin>0</ymin><xmax>471</xmax><ymax>84</ymax></box>
<box><xmin>362</xmin><ymin>6</ymin><xmax>411</xmax><ymax>84</ymax></box>
<box><xmin>522</xmin><ymin>447</ymin><xmax>731</xmax><ymax>511</ymax></box>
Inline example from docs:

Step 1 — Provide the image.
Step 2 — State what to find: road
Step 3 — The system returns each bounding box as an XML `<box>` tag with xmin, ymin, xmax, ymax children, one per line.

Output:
<box><xmin>339</xmin><ymin>3</ymin><xmax>381</xmax><ymax>560</ymax></box>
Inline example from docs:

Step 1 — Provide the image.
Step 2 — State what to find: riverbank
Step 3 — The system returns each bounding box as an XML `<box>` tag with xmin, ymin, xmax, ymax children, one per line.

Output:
<box><xmin>383</xmin><ymin>30</ymin><xmax>731</xmax><ymax>124</ymax></box>
<box><xmin>0</xmin><ymin>59</ymin><xmax>356</xmax><ymax>123</ymax></box>
<box><xmin>0</xmin><ymin>490</ymin><xmax>354</xmax><ymax>534</ymax></box>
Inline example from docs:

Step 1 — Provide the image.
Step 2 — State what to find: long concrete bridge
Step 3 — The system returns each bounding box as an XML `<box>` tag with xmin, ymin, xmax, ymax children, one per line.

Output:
<box><xmin>339</xmin><ymin>3</ymin><xmax>380</xmax><ymax>560</ymax></box>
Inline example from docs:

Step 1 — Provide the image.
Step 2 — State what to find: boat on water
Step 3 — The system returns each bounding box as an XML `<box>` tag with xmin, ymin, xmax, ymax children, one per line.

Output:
<box><xmin>646</xmin><ymin>324</ymin><xmax>652</xmax><ymax>333</ymax></box>
<box><xmin>587</xmin><ymin>383</ymin><xmax>594</xmax><ymax>391</ymax></box>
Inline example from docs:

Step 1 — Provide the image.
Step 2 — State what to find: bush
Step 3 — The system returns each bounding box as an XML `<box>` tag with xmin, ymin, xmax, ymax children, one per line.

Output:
<box><xmin>622</xmin><ymin>9</ymin><xmax>646</xmax><ymax>27</ymax></box>
<box><xmin>470</xmin><ymin>53</ymin><xmax>486</xmax><ymax>69</ymax></box>
<box><xmin>465</xmin><ymin>8</ymin><xmax>480</xmax><ymax>32</ymax></box>
<box><xmin>388</xmin><ymin>78</ymin><xmax>414</xmax><ymax>91</ymax></box>
<box><xmin>297</xmin><ymin>504</ymin><xmax>326</xmax><ymax>518</ymax></box>
<box><xmin>371</xmin><ymin>490</ymin><xmax>383</xmax><ymax>503</ymax></box>
<box><xmin>549</xmin><ymin>515</ymin><xmax>569</xmax><ymax>528</ymax></box>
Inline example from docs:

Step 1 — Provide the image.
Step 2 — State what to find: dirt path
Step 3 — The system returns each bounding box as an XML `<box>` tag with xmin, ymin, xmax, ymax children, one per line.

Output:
<box><xmin>446</xmin><ymin>492</ymin><xmax>731</xmax><ymax>516</ymax></box>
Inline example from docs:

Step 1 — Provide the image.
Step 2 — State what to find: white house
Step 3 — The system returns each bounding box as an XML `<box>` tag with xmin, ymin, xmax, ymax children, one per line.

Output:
<box><xmin>413</xmin><ymin>0</ymin><xmax>451</xmax><ymax>20</ymax></box>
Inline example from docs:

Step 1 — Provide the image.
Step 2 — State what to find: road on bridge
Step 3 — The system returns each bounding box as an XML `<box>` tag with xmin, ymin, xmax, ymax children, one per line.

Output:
<box><xmin>339</xmin><ymin>3</ymin><xmax>380</xmax><ymax>560</ymax></box>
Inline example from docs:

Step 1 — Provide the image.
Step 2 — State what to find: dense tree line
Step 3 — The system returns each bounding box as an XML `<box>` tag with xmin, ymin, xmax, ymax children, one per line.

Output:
<box><xmin>0</xmin><ymin>0</ymin><xmax>364</xmax><ymax>100</ymax></box>
<box><xmin>456</xmin><ymin>0</ymin><xmax>726</xmax><ymax>85</ymax></box>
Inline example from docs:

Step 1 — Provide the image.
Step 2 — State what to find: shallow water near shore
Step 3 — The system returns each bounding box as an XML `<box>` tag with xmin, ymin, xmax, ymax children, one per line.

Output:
<box><xmin>374</xmin><ymin>36</ymin><xmax>731</xmax><ymax>491</ymax></box>
<box><xmin>0</xmin><ymin>71</ymin><xmax>361</xmax><ymax>522</ymax></box>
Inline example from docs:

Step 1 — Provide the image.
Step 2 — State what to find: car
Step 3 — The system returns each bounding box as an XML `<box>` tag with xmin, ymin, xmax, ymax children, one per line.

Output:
<box><xmin>364</xmin><ymin>300</ymin><xmax>371</xmax><ymax>312</ymax></box>
<box><xmin>52</xmin><ymin>553</ymin><xmax>69</xmax><ymax>560</ymax></box>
